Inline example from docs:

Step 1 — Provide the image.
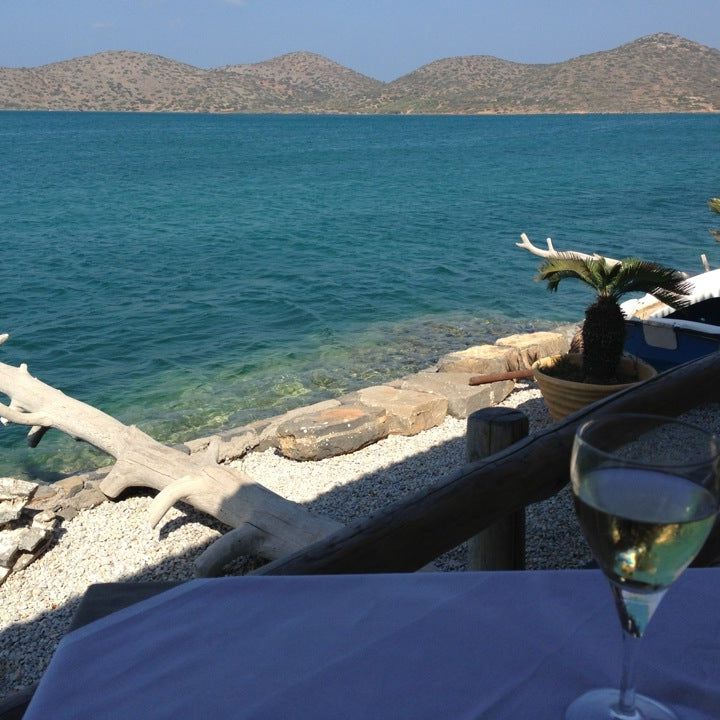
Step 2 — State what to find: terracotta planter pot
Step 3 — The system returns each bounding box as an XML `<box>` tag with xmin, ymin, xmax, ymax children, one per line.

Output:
<box><xmin>532</xmin><ymin>354</ymin><xmax>657</xmax><ymax>421</ymax></box>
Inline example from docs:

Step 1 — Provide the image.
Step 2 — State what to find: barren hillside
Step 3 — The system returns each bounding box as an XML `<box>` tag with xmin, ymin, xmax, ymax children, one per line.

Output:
<box><xmin>1</xmin><ymin>34</ymin><xmax>718</xmax><ymax>114</ymax></box>
<box><xmin>366</xmin><ymin>34</ymin><xmax>720</xmax><ymax>113</ymax></box>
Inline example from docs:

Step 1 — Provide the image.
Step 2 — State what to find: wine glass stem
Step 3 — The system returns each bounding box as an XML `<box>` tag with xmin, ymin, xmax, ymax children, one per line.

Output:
<box><xmin>610</xmin><ymin>584</ymin><xmax>666</xmax><ymax>719</ymax></box>
<box><xmin>615</xmin><ymin>628</ymin><xmax>640</xmax><ymax>718</ymax></box>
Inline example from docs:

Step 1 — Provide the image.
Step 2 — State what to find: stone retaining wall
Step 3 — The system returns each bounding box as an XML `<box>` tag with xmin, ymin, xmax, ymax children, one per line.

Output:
<box><xmin>178</xmin><ymin>329</ymin><xmax>571</xmax><ymax>465</ymax></box>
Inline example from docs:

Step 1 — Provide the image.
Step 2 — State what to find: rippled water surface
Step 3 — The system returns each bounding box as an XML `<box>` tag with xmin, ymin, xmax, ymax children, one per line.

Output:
<box><xmin>2</xmin><ymin>113</ymin><xmax>719</xmax><ymax>478</ymax></box>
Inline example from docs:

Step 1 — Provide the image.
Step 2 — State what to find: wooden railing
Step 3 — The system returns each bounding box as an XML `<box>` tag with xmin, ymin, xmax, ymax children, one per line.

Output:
<box><xmin>257</xmin><ymin>353</ymin><xmax>720</xmax><ymax>575</ymax></box>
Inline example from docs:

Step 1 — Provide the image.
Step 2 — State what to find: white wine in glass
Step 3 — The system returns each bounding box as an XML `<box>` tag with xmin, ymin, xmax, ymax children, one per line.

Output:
<box><xmin>567</xmin><ymin>414</ymin><xmax>720</xmax><ymax>720</ymax></box>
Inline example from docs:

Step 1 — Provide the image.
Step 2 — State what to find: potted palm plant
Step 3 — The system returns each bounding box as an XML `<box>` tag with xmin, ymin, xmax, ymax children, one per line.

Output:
<box><xmin>709</xmin><ymin>197</ymin><xmax>720</xmax><ymax>241</ymax></box>
<box><xmin>531</xmin><ymin>254</ymin><xmax>691</xmax><ymax>419</ymax></box>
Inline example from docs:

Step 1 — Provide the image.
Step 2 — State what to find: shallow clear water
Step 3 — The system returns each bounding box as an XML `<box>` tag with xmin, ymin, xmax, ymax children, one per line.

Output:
<box><xmin>2</xmin><ymin>112</ymin><xmax>719</xmax><ymax>478</ymax></box>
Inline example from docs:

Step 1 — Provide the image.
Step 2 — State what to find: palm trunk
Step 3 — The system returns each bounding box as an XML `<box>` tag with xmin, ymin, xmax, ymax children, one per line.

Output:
<box><xmin>582</xmin><ymin>296</ymin><xmax>626</xmax><ymax>382</ymax></box>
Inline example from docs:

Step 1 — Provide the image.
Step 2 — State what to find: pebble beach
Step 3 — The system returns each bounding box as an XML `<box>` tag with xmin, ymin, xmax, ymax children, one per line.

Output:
<box><xmin>2</xmin><ymin>380</ymin><xmax>719</xmax><ymax>702</ymax></box>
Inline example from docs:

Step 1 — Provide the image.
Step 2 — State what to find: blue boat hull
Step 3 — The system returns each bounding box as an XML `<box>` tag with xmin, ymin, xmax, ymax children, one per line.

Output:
<box><xmin>624</xmin><ymin>319</ymin><xmax>720</xmax><ymax>372</ymax></box>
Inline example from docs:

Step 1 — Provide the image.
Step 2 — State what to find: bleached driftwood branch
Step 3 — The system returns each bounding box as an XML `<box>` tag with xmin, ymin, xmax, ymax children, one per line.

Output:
<box><xmin>517</xmin><ymin>232</ymin><xmax>700</xmax><ymax>279</ymax></box>
<box><xmin>0</xmin><ymin>335</ymin><xmax>341</xmax><ymax>576</ymax></box>
<box><xmin>516</xmin><ymin>233</ymin><xmax>620</xmax><ymax>266</ymax></box>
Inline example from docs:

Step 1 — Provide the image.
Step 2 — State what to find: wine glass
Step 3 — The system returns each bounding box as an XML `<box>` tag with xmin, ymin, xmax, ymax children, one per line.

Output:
<box><xmin>566</xmin><ymin>413</ymin><xmax>720</xmax><ymax>720</ymax></box>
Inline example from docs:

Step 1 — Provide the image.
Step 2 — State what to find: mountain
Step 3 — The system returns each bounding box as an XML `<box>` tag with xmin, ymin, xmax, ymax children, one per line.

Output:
<box><xmin>222</xmin><ymin>52</ymin><xmax>383</xmax><ymax>109</ymax></box>
<box><xmin>0</xmin><ymin>50</ymin><xmax>381</xmax><ymax>112</ymax></box>
<box><xmin>367</xmin><ymin>33</ymin><xmax>720</xmax><ymax>113</ymax></box>
<box><xmin>1</xmin><ymin>34</ymin><xmax>719</xmax><ymax>114</ymax></box>
<box><xmin>0</xmin><ymin>51</ymin><xmax>235</xmax><ymax>112</ymax></box>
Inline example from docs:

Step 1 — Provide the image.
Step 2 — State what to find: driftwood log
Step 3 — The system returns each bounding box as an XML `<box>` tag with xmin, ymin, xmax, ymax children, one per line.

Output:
<box><xmin>257</xmin><ymin>351</ymin><xmax>720</xmax><ymax>575</ymax></box>
<box><xmin>0</xmin><ymin>334</ymin><xmax>341</xmax><ymax>576</ymax></box>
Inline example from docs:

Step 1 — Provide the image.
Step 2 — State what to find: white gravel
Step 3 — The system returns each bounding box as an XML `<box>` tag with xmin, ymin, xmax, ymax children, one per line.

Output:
<box><xmin>2</xmin><ymin>381</ymin><xmax>718</xmax><ymax>701</ymax></box>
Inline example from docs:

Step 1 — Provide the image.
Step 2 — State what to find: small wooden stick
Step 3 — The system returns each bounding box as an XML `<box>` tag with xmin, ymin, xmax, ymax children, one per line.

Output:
<box><xmin>469</xmin><ymin>369</ymin><xmax>534</xmax><ymax>386</ymax></box>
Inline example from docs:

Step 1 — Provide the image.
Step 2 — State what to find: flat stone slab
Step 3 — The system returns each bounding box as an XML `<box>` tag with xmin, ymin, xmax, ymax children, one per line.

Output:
<box><xmin>495</xmin><ymin>331</ymin><xmax>569</xmax><ymax>369</ymax></box>
<box><xmin>258</xmin><ymin>399</ymin><xmax>343</xmax><ymax>452</ymax></box>
<box><xmin>0</xmin><ymin>477</ymin><xmax>37</xmax><ymax>526</ymax></box>
<box><xmin>53</xmin><ymin>475</ymin><xmax>85</xmax><ymax>499</ymax></box>
<box><xmin>0</xmin><ymin>529</ymin><xmax>23</xmax><ymax>568</ymax></box>
<box><xmin>185</xmin><ymin>429</ymin><xmax>260</xmax><ymax>462</ymax></box>
<box><xmin>12</xmin><ymin>552</ymin><xmax>36</xmax><ymax>572</ymax></box>
<box><xmin>16</xmin><ymin>527</ymin><xmax>49</xmax><ymax>553</ymax></box>
<box><xmin>67</xmin><ymin>487</ymin><xmax>107</xmax><ymax>511</ymax></box>
<box><xmin>56</xmin><ymin>505</ymin><xmax>78</xmax><ymax>522</ymax></box>
<box><xmin>277</xmin><ymin>404</ymin><xmax>388</xmax><ymax>461</ymax></box>
<box><xmin>0</xmin><ymin>477</ymin><xmax>38</xmax><ymax>501</ymax></box>
<box><xmin>344</xmin><ymin>386</ymin><xmax>447</xmax><ymax>435</ymax></box>
<box><xmin>32</xmin><ymin>483</ymin><xmax>59</xmax><ymax>500</ymax></box>
<box><xmin>437</xmin><ymin>345</ymin><xmax>521</xmax><ymax>375</ymax></box>
<box><xmin>217</xmin><ymin>429</ymin><xmax>260</xmax><ymax>462</ymax></box>
<box><xmin>0</xmin><ymin>498</ymin><xmax>28</xmax><ymax>526</ymax></box>
<box><xmin>182</xmin><ymin>400</ymin><xmax>345</xmax><ymax>458</ymax></box>
<box><xmin>394</xmin><ymin>373</ymin><xmax>515</xmax><ymax>418</ymax></box>
<box><xmin>32</xmin><ymin>509</ymin><xmax>59</xmax><ymax>530</ymax></box>
<box><xmin>0</xmin><ymin>526</ymin><xmax>51</xmax><ymax>572</ymax></box>
<box><xmin>554</xmin><ymin>323</ymin><xmax>583</xmax><ymax>346</ymax></box>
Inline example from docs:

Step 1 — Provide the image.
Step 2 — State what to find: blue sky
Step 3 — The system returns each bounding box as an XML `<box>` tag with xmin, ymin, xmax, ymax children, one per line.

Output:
<box><xmin>1</xmin><ymin>1</ymin><xmax>719</xmax><ymax>81</ymax></box>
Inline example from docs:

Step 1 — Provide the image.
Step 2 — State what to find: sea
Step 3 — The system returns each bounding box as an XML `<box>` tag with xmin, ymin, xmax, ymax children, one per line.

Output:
<box><xmin>1</xmin><ymin>112</ymin><xmax>719</xmax><ymax>480</ymax></box>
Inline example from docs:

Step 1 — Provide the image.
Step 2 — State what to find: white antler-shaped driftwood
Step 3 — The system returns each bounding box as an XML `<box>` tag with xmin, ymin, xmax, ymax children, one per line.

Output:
<box><xmin>516</xmin><ymin>233</ymin><xmax>620</xmax><ymax>267</ymax></box>
<box><xmin>0</xmin><ymin>333</ymin><xmax>341</xmax><ymax>576</ymax></box>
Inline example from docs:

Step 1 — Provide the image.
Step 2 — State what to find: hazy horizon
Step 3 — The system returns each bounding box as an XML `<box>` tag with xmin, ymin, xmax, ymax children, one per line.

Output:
<box><xmin>1</xmin><ymin>1</ymin><xmax>719</xmax><ymax>82</ymax></box>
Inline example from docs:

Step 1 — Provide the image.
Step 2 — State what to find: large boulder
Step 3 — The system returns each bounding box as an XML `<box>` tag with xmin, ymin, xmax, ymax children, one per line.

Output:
<box><xmin>392</xmin><ymin>373</ymin><xmax>514</xmax><ymax>418</ymax></box>
<box><xmin>343</xmin><ymin>386</ymin><xmax>447</xmax><ymax>435</ymax></box>
<box><xmin>276</xmin><ymin>404</ymin><xmax>389</xmax><ymax>461</ymax></box>
<box><xmin>437</xmin><ymin>344</ymin><xmax>521</xmax><ymax>375</ymax></box>
<box><xmin>495</xmin><ymin>331</ymin><xmax>569</xmax><ymax>369</ymax></box>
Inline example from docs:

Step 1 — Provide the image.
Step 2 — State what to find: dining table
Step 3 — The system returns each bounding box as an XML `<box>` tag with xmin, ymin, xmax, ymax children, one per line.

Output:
<box><xmin>22</xmin><ymin>568</ymin><xmax>720</xmax><ymax>719</ymax></box>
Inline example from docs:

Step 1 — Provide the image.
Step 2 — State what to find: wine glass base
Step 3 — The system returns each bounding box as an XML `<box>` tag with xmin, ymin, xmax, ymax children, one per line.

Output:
<box><xmin>565</xmin><ymin>688</ymin><xmax>678</xmax><ymax>720</ymax></box>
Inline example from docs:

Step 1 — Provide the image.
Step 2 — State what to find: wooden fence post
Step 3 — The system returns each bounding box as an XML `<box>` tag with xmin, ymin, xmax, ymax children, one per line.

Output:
<box><xmin>466</xmin><ymin>407</ymin><xmax>528</xmax><ymax>570</ymax></box>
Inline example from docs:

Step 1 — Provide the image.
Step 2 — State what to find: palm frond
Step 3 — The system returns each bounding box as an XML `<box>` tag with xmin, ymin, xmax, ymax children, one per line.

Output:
<box><xmin>608</xmin><ymin>259</ymin><xmax>693</xmax><ymax>308</ymax></box>
<box><xmin>589</xmin><ymin>259</ymin><xmax>620</xmax><ymax>295</ymax></box>
<box><xmin>536</xmin><ymin>255</ymin><xmax>605</xmax><ymax>293</ymax></box>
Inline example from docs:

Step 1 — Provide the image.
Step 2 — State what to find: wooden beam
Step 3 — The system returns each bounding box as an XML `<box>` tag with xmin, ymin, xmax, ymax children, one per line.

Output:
<box><xmin>466</xmin><ymin>408</ymin><xmax>528</xmax><ymax>570</ymax></box>
<box><xmin>256</xmin><ymin>352</ymin><xmax>720</xmax><ymax>576</ymax></box>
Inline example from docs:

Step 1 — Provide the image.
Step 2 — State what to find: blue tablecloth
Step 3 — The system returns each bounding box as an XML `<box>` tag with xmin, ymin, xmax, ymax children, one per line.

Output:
<box><xmin>24</xmin><ymin>569</ymin><xmax>720</xmax><ymax>719</ymax></box>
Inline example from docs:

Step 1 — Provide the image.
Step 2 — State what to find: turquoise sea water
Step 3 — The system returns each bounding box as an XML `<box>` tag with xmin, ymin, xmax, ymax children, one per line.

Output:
<box><xmin>2</xmin><ymin>112</ymin><xmax>719</xmax><ymax>479</ymax></box>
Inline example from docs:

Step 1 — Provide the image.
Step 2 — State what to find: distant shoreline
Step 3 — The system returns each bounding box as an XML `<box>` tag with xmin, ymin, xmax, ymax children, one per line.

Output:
<box><xmin>2</xmin><ymin>109</ymin><xmax>720</xmax><ymax>116</ymax></box>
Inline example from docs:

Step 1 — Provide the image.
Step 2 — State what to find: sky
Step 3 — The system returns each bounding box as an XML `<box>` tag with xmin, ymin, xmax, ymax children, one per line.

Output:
<box><xmin>1</xmin><ymin>0</ymin><xmax>719</xmax><ymax>82</ymax></box>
